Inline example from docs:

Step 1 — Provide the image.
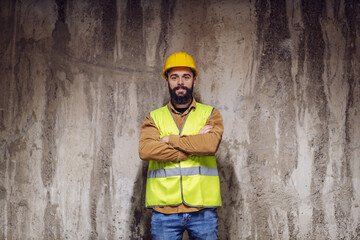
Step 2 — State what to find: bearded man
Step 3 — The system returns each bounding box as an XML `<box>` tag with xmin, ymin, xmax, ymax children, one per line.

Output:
<box><xmin>139</xmin><ymin>52</ymin><xmax>224</xmax><ymax>240</ymax></box>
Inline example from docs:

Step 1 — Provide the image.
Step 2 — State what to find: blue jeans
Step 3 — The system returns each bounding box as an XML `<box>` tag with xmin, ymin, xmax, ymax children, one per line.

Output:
<box><xmin>151</xmin><ymin>208</ymin><xmax>219</xmax><ymax>240</ymax></box>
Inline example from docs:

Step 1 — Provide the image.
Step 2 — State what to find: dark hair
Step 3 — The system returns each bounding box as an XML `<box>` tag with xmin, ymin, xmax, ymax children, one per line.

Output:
<box><xmin>165</xmin><ymin>67</ymin><xmax>196</xmax><ymax>79</ymax></box>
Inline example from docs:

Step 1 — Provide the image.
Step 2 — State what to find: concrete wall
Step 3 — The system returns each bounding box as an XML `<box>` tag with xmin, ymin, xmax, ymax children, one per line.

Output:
<box><xmin>0</xmin><ymin>0</ymin><xmax>359</xmax><ymax>239</ymax></box>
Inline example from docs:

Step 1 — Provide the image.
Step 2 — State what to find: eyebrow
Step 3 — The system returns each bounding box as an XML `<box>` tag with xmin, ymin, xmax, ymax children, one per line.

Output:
<box><xmin>169</xmin><ymin>73</ymin><xmax>191</xmax><ymax>78</ymax></box>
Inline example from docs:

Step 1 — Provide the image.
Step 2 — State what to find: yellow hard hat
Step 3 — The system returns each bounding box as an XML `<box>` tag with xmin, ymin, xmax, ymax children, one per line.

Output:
<box><xmin>162</xmin><ymin>52</ymin><xmax>198</xmax><ymax>79</ymax></box>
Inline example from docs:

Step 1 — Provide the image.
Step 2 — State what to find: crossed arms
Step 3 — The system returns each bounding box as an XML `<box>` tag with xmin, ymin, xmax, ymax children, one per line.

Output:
<box><xmin>138</xmin><ymin>109</ymin><xmax>224</xmax><ymax>162</ymax></box>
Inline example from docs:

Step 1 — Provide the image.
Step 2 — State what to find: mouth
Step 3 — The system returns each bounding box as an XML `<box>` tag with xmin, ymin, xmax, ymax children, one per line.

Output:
<box><xmin>176</xmin><ymin>89</ymin><xmax>186</xmax><ymax>95</ymax></box>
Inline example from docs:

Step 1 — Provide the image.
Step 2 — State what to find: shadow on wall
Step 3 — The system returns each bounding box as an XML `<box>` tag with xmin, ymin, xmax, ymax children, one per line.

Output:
<box><xmin>128</xmin><ymin>161</ymin><xmax>151</xmax><ymax>239</ymax></box>
<box><xmin>217</xmin><ymin>141</ymin><xmax>242</xmax><ymax>239</ymax></box>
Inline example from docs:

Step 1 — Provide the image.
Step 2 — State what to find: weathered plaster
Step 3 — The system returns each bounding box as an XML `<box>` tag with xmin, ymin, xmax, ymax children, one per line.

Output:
<box><xmin>0</xmin><ymin>0</ymin><xmax>359</xmax><ymax>239</ymax></box>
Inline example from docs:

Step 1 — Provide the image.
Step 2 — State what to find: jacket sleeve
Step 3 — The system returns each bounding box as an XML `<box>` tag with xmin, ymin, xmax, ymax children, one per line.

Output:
<box><xmin>139</xmin><ymin>114</ymin><xmax>189</xmax><ymax>162</ymax></box>
<box><xmin>167</xmin><ymin>108</ymin><xmax>224</xmax><ymax>155</ymax></box>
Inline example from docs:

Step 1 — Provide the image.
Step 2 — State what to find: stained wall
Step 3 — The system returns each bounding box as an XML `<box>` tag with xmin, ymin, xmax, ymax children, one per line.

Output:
<box><xmin>0</xmin><ymin>0</ymin><xmax>359</xmax><ymax>239</ymax></box>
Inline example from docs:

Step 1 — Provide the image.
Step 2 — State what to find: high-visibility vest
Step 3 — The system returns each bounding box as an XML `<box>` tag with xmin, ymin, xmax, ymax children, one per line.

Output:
<box><xmin>145</xmin><ymin>103</ymin><xmax>222</xmax><ymax>208</ymax></box>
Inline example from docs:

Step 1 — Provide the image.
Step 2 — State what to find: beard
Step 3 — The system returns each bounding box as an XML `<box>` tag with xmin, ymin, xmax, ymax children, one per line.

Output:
<box><xmin>169</xmin><ymin>84</ymin><xmax>194</xmax><ymax>105</ymax></box>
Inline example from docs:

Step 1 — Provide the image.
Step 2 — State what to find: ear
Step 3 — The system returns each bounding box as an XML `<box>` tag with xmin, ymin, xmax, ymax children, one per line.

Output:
<box><xmin>165</xmin><ymin>79</ymin><xmax>169</xmax><ymax>87</ymax></box>
<box><xmin>193</xmin><ymin>77</ymin><xmax>197</xmax><ymax>87</ymax></box>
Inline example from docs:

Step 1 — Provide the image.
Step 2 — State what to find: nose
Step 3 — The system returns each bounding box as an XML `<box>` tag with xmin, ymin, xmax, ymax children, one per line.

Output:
<box><xmin>178</xmin><ymin>77</ymin><xmax>184</xmax><ymax>85</ymax></box>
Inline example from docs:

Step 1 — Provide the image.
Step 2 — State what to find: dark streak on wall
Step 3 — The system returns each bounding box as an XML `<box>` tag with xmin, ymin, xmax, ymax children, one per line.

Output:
<box><xmin>14</xmin><ymin>38</ymin><xmax>33</xmax><ymax>123</ymax></box>
<box><xmin>128</xmin><ymin>162</ymin><xmax>151</xmax><ymax>239</ymax></box>
<box><xmin>41</xmin><ymin>1</ymin><xmax>70</xmax><ymax>238</ymax></box>
<box><xmin>44</xmin><ymin>192</ymin><xmax>61</xmax><ymax>239</ymax></box>
<box><xmin>343</xmin><ymin>0</ymin><xmax>356</xmax><ymax>177</ymax></box>
<box><xmin>246</xmin><ymin>109</ymin><xmax>272</xmax><ymax>238</ymax></box>
<box><xmin>293</xmin><ymin>17</ymin><xmax>306</xmax><ymax>124</ymax></box>
<box><xmin>333</xmin><ymin>0</ymin><xmax>341</xmax><ymax>20</ymax></box>
<box><xmin>253</xmin><ymin>0</ymin><xmax>297</xmax><ymax>237</ymax></box>
<box><xmin>256</xmin><ymin>0</ymin><xmax>291</xmax><ymax>73</ymax></box>
<box><xmin>0</xmin><ymin>1</ymin><xmax>15</xmax><ymax>53</ymax></box>
<box><xmin>89</xmin><ymin>84</ymin><xmax>115</xmax><ymax>239</ymax></box>
<box><xmin>41</xmin><ymin>66</ymin><xmax>59</xmax><ymax>189</ymax></box>
<box><xmin>53</xmin><ymin>0</ymin><xmax>70</xmax><ymax>54</ymax></box>
<box><xmin>335</xmin><ymin>1</ymin><xmax>357</xmax><ymax>238</ymax></box>
<box><xmin>122</xmin><ymin>0</ymin><xmax>145</xmax><ymax>65</ymax></box>
<box><xmin>101</xmin><ymin>0</ymin><xmax>117</xmax><ymax>54</ymax></box>
<box><xmin>0</xmin><ymin>1</ymin><xmax>15</xmax><ymax>131</ymax></box>
<box><xmin>156</xmin><ymin>0</ymin><xmax>176</xmax><ymax>61</ymax></box>
<box><xmin>194</xmin><ymin>1</ymin><xmax>219</xmax><ymax>88</ymax></box>
<box><xmin>42</xmin><ymin>0</ymin><xmax>70</xmax><ymax>189</ymax></box>
<box><xmin>0</xmin><ymin>3</ymin><xmax>14</xmax><ymax>208</ymax></box>
<box><xmin>252</xmin><ymin>1</ymin><xmax>274</xmax><ymax>237</ymax></box>
<box><xmin>301</xmin><ymin>0</ymin><xmax>330</xmax><ymax>238</ymax></box>
<box><xmin>217</xmin><ymin>140</ymin><xmax>242</xmax><ymax>239</ymax></box>
<box><xmin>41</xmin><ymin>7</ymin><xmax>64</xmax><ymax>187</ymax></box>
<box><xmin>55</xmin><ymin>0</ymin><xmax>66</xmax><ymax>22</ymax></box>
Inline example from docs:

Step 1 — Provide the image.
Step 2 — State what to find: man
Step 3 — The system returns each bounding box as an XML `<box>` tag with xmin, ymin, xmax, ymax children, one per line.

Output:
<box><xmin>139</xmin><ymin>52</ymin><xmax>224</xmax><ymax>239</ymax></box>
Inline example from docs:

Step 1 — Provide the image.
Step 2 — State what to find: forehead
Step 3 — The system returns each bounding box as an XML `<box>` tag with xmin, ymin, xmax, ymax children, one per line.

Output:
<box><xmin>168</xmin><ymin>67</ymin><xmax>193</xmax><ymax>76</ymax></box>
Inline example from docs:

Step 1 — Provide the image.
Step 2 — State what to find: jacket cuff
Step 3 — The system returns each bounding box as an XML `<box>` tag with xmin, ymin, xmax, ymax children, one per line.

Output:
<box><xmin>168</xmin><ymin>135</ymin><xmax>180</xmax><ymax>148</ymax></box>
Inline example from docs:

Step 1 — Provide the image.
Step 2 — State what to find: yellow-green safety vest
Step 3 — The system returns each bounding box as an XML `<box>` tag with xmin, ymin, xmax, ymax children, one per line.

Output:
<box><xmin>146</xmin><ymin>103</ymin><xmax>222</xmax><ymax>208</ymax></box>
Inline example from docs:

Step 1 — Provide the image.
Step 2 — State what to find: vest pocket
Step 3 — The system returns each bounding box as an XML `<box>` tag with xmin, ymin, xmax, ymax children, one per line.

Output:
<box><xmin>146</xmin><ymin>176</ymin><xmax>182</xmax><ymax>207</ymax></box>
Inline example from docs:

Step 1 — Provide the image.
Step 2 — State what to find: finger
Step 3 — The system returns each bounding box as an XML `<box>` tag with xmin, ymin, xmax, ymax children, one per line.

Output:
<box><xmin>199</xmin><ymin>128</ymin><xmax>207</xmax><ymax>134</ymax></box>
<box><xmin>200</xmin><ymin>126</ymin><xmax>212</xmax><ymax>134</ymax></box>
<box><xmin>204</xmin><ymin>126</ymin><xmax>213</xmax><ymax>131</ymax></box>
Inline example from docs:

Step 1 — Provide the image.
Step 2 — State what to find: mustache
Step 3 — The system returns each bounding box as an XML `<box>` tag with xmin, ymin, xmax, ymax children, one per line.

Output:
<box><xmin>173</xmin><ymin>86</ymin><xmax>190</xmax><ymax>91</ymax></box>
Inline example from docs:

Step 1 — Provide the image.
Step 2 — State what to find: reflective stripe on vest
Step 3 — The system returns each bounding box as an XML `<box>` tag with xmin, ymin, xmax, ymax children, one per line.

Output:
<box><xmin>145</xmin><ymin>102</ymin><xmax>222</xmax><ymax>208</ymax></box>
<box><xmin>147</xmin><ymin>166</ymin><xmax>219</xmax><ymax>178</ymax></box>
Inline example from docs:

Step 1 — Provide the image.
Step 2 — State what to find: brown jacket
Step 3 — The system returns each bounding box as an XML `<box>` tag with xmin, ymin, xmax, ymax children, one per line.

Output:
<box><xmin>139</xmin><ymin>99</ymin><xmax>224</xmax><ymax>214</ymax></box>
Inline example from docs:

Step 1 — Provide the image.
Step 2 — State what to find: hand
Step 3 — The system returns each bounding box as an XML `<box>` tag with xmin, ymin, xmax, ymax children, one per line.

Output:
<box><xmin>160</xmin><ymin>136</ymin><xmax>170</xmax><ymax>143</ymax></box>
<box><xmin>199</xmin><ymin>125</ymin><xmax>213</xmax><ymax>134</ymax></box>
